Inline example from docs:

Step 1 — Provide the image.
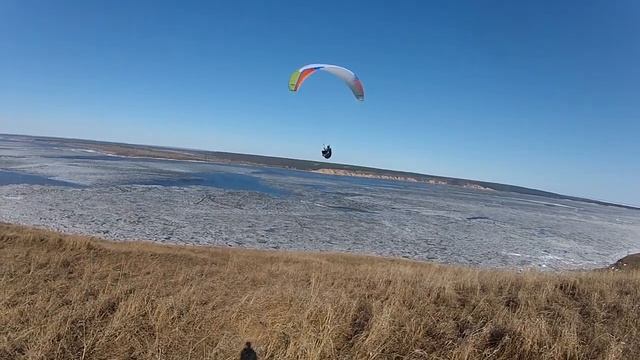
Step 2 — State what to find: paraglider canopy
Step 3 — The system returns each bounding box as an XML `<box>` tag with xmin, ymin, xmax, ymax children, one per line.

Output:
<box><xmin>321</xmin><ymin>145</ymin><xmax>332</xmax><ymax>159</ymax></box>
<box><xmin>289</xmin><ymin>63</ymin><xmax>362</xmax><ymax>160</ymax></box>
<box><xmin>289</xmin><ymin>64</ymin><xmax>364</xmax><ymax>101</ymax></box>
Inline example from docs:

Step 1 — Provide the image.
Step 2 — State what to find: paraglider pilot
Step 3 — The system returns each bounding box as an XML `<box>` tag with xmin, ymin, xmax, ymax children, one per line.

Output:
<box><xmin>321</xmin><ymin>145</ymin><xmax>332</xmax><ymax>159</ymax></box>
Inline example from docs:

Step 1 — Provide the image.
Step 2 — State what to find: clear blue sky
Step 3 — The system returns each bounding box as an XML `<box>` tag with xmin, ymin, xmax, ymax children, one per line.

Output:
<box><xmin>1</xmin><ymin>1</ymin><xmax>639</xmax><ymax>205</ymax></box>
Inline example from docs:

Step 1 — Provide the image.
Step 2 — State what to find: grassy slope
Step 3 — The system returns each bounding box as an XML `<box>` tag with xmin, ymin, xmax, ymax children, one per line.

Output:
<box><xmin>1</xmin><ymin>223</ymin><xmax>639</xmax><ymax>360</ymax></box>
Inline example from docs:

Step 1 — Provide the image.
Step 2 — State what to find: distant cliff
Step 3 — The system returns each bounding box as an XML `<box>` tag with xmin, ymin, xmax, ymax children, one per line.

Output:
<box><xmin>312</xmin><ymin>169</ymin><xmax>494</xmax><ymax>191</ymax></box>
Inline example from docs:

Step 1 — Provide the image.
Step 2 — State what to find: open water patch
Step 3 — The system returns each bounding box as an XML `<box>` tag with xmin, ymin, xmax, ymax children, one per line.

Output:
<box><xmin>0</xmin><ymin>170</ymin><xmax>79</xmax><ymax>187</ymax></box>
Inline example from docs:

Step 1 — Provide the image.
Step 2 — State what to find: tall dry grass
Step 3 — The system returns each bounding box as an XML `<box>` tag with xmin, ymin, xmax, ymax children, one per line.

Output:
<box><xmin>1</xmin><ymin>223</ymin><xmax>639</xmax><ymax>359</ymax></box>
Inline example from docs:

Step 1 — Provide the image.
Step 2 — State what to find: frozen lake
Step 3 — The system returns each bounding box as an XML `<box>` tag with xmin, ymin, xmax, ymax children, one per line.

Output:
<box><xmin>1</xmin><ymin>134</ymin><xmax>639</xmax><ymax>270</ymax></box>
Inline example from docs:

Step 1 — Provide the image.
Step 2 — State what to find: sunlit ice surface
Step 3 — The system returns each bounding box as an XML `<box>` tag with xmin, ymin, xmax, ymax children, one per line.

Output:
<box><xmin>1</xmin><ymin>134</ymin><xmax>639</xmax><ymax>270</ymax></box>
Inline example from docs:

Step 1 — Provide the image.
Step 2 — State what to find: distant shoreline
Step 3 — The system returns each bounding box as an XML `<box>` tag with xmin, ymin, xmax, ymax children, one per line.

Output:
<box><xmin>311</xmin><ymin>168</ymin><xmax>496</xmax><ymax>191</ymax></box>
<box><xmin>2</xmin><ymin>133</ymin><xmax>638</xmax><ymax>210</ymax></box>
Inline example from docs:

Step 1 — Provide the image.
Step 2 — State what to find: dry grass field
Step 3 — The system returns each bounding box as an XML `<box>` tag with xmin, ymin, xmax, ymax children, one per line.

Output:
<box><xmin>1</xmin><ymin>223</ymin><xmax>639</xmax><ymax>359</ymax></box>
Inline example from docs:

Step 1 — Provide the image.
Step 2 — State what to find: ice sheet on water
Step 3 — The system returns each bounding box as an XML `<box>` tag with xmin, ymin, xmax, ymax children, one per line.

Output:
<box><xmin>1</xmin><ymin>136</ymin><xmax>639</xmax><ymax>270</ymax></box>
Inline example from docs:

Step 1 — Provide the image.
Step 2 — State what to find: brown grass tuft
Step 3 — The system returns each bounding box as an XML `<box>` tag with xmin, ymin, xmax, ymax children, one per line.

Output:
<box><xmin>1</xmin><ymin>223</ymin><xmax>639</xmax><ymax>359</ymax></box>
